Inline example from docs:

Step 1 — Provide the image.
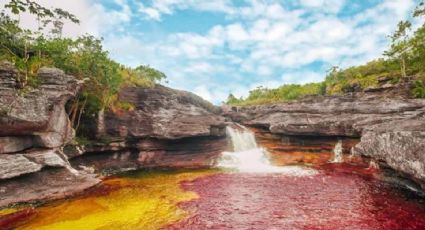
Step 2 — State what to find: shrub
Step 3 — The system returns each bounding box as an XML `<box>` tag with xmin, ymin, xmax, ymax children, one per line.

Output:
<box><xmin>413</xmin><ymin>80</ymin><xmax>425</xmax><ymax>98</ymax></box>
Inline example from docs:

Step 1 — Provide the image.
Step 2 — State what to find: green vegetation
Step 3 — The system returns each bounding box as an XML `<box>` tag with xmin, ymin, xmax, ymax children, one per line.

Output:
<box><xmin>227</xmin><ymin>83</ymin><xmax>325</xmax><ymax>106</ymax></box>
<box><xmin>227</xmin><ymin>2</ymin><xmax>425</xmax><ymax>106</ymax></box>
<box><xmin>413</xmin><ymin>80</ymin><xmax>425</xmax><ymax>98</ymax></box>
<box><xmin>0</xmin><ymin>0</ymin><xmax>166</xmax><ymax>135</ymax></box>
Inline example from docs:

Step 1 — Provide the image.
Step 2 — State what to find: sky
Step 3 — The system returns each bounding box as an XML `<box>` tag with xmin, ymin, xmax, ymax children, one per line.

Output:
<box><xmin>1</xmin><ymin>0</ymin><xmax>422</xmax><ymax>104</ymax></box>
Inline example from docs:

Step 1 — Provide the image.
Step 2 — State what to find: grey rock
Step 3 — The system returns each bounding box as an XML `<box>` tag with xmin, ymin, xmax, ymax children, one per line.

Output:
<box><xmin>0</xmin><ymin>64</ymin><xmax>79</xmax><ymax>147</ymax></box>
<box><xmin>0</xmin><ymin>136</ymin><xmax>33</xmax><ymax>154</ymax></box>
<box><xmin>225</xmin><ymin>93</ymin><xmax>425</xmax><ymax>137</ymax></box>
<box><xmin>353</xmin><ymin>119</ymin><xmax>425</xmax><ymax>188</ymax></box>
<box><xmin>0</xmin><ymin>154</ymin><xmax>42</xmax><ymax>179</ymax></box>
<box><xmin>103</xmin><ymin>85</ymin><xmax>226</xmax><ymax>139</ymax></box>
<box><xmin>226</xmin><ymin>89</ymin><xmax>425</xmax><ymax>187</ymax></box>
<box><xmin>24</xmin><ymin>149</ymin><xmax>69</xmax><ymax>168</ymax></box>
<box><xmin>0</xmin><ymin>167</ymin><xmax>100</xmax><ymax>208</ymax></box>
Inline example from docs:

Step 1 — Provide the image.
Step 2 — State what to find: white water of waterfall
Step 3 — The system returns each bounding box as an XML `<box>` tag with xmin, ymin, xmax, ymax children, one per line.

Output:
<box><xmin>331</xmin><ymin>139</ymin><xmax>343</xmax><ymax>163</ymax></box>
<box><xmin>216</xmin><ymin>125</ymin><xmax>317</xmax><ymax>176</ymax></box>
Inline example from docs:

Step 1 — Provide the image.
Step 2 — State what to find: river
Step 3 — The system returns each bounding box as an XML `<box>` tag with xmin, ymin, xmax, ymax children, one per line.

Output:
<box><xmin>1</xmin><ymin>126</ymin><xmax>425</xmax><ymax>229</ymax></box>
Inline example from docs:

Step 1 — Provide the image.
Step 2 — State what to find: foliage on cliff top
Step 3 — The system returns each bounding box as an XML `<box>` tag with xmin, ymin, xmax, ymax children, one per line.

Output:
<box><xmin>227</xmin><ymin>2</ymin><xmax>425</xmax><ymax>106</ymax></box>
<box><xmin>0</xmin><ymin>0</ymin><xmax>166</xmax><ymax>132</ymax></box>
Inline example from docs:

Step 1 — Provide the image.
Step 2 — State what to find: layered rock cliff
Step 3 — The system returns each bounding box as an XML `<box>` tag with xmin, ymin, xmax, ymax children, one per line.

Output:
<box><xmin>0</xmin><ymin>63</ymin><xmax>227</xmax><ymax>208</ymax></box>
<box><xmin>0</xmin><ymin>62</ymin><xmax>99</xmax><ymax>207</ymax></box>
<box><xmin>68</xmin><ymin>85</ymin><xmax>228</xmax><ymax>173</ymax></box>
<box><xmin>224</xmin><ymin>85</ymin><xmax>425</xmax><ymax>188</ymax></box>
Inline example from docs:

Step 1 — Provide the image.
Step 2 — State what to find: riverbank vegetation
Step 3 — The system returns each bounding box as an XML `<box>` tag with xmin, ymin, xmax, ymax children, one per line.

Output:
<box><xmin>227</xmin><ymin>2</ymin><xmax>425</xmax><ymax>106</ymax></box>
<box><xmin>0</xmin><ymin>0</ymin><xmax>166</xmax><ymax>134</ymax></box>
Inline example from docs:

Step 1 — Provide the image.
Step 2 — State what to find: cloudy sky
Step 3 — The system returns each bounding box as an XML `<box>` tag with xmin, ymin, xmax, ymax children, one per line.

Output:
<box><xmin>2</xmin><ymin>0</ymin><xmax>421</xmax><ymax>103</ymax></box>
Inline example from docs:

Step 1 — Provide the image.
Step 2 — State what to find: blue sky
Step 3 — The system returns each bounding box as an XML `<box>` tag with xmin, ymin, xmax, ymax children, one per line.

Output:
<box><xmin>5</xmin><ymin>0</ymin><xmax>422</xmax><ymax>103</ymax></box>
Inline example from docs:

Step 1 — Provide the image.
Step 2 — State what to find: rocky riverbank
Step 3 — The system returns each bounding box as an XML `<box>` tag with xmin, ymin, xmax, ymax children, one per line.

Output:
<box><xmin>224</xmin><ymin>82</ymin><xmax>425</xmax><ymax>189</ymax></box>
<box><xmin>0</xmin><ymin>62</ymin><xmax>227</xmax><ymax>208</ymax></box>
<box><xmin>0</xmin><ymin>62</ymin><xmax>99</xmax><ymax>207</ymax></box>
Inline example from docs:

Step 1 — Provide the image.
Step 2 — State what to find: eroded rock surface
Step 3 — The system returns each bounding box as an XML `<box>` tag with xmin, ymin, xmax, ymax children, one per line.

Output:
<box><xmin>353</xmin><ymin>119</ymin><xmax>425</xmax><ymax>188</ymax></box>
<box><xmin>0</xmin><ymin>62</ymin><xmax>80</xmax><ymax>152</ymax></box>
<box><xmin>69</xmin><ymin>85</ymin><xmax>228</xmax><ymax>173</ymax></box>
<box><xmin>0</xmin><ymin>168</ymin><xmax>99</xmax><ymax>207</ymax></box>
<box><xmin>0</xmin><ymin>62</ymin><xmax>99</xmax><ymax>208</ymax></box>
<box><xmin>224</xmin><ymin>93</ymin><xmax>425</xmax><ymax>137</ymax></box>
<box><xmin>225</xmin><ymin>87</ymin><xmax>425</xmax><ymax>188</ymax></box>
<box><xmin>104</xmin><ymin>85</ymin><xmax>226</xmax><ymax>139</ymax></box>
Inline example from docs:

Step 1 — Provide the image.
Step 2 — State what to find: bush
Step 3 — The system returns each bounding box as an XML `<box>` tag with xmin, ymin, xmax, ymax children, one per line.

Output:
<box><xmin>413</xmin><ymin>80</ymin><xmax>425</xmax><ymax>98</ymax></box>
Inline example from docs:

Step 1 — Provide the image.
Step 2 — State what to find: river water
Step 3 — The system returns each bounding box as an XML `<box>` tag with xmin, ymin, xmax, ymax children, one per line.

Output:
<box><xmin>1</xmin><ymin>126</ymin><xmax>425</xmax><ymax>229</ymax></box>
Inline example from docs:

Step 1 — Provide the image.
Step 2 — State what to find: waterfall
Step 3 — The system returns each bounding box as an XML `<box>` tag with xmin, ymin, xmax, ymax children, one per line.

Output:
<box><xmin>331</xmin><ymin>139</ymin><xmax>343</xmax><ymax>163</ymax></box>
<box><xmin>226</xmin><ymin>124</ymin><xmax>258</xmax><ymax>151</ymax></box>
<box><xmin>216</xmin><ymin>125</ymin><xmax>317</xmax><ymax>176</ymax></box>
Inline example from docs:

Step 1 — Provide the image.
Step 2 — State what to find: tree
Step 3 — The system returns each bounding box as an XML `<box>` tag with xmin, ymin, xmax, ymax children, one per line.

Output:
<box><xmin>134</xmin><ymin>65</ymin><xmax>167</xmax><ymax>83</ymax></box>
<box><xmin>385</xmin><ymin>21</ymin><xmax>412</xmax><ymax>78</ymax></box>
<box><xmin>413</xmin><ymin>1</ymin><xmax>425</xmax><ymax>18</ymax></box>
<box><xmin>226</xmin><ymin>94</ymin><xmax>240</xmax><ymax>105</ymax></box>
<box><xmin>1</xmin><ymin>0</ymin><xmax>79</xmax><ymax>86</ymax></box>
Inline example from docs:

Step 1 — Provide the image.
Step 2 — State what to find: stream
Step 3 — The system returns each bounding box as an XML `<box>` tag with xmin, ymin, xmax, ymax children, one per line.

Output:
<box><xmin>1</xmin><ymin>126</ymin><xmax>425</xmax><ymax>229</ymax></box>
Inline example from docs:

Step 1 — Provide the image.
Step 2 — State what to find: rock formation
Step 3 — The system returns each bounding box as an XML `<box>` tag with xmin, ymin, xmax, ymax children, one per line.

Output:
<box><xmin>0</xmin><ymin>63</ymin><xmax>228</xmax><ymax>208</ymax></box>
<box><xmin>67</xmin><ymin>85</ymin><xmax>228</xmax><ymax>173</ymax></box>
<box><xmin>0</xmin><ymin>62</ymin><xmax>99</xmax><ymax>207</ymax></box>
<box><xmin>353</xmin><ymin>119</ymin><xmax>425</xmax><ymax>188</ymax></box>
<box><xmin>224</xmin><ymin>85</ymin><xmax>425</xmax><ymax>188</ymax></box>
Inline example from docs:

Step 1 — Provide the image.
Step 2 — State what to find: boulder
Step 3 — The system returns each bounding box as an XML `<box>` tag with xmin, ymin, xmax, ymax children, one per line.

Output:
<box><xmin>0</xmin><ymin>167</ymin><xmax>99</xmax><ymax>207</ymax></box>
<box><xmin>0</xmin><ymin>136</ymin><xmax>33</xmax><ymax>154</ymax></box>
<box><xmin>0</xmin><ymin>63</ymin><xmax>79</xmax><ymax>151</ymax></box>
<box><xmin>353</xmin><ymin>119</ymin><xmax>425</xmax><ymax>189</ymax></box>
<box><xmin>0</xmin><ymin>154</ymin><xmax>42</xmax><ymax>180</ymax></box>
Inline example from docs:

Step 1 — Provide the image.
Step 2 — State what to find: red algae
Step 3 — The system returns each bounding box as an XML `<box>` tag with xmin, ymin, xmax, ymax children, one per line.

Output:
<box><xmin>0</xmin><ymin>208</ymin><xmax>36</xmax><ymax>229</ymax></box>
<box><xmin>164</xmin><ymin>165</ymin><xmax>425</xmax><ymax>230</ymax></box>
<box><xmin>2</xmin><ymin>129</ymin><xmax>425</xmax><ymax>229</ymax></box>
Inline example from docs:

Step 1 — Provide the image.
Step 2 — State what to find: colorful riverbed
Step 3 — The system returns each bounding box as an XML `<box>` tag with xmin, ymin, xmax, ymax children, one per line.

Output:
<box><xmin>1</xmin><ymin>163</ymin><xmax>425</xmax><ymax>229</ymax></box>
<box><xmin>1</xmin><ymin>127</ymin><xmax>425</xmax><ymax>229</ymax></box>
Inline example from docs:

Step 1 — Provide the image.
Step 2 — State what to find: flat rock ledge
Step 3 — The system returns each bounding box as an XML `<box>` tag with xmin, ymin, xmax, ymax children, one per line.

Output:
<box><xmin>225</xmin><ymin>88</ymin><xmax>425</xmax><ymax>189</ymax></box>
<box><xmin>353</xmin><ymin>119</ymin><xmax>425</xmax><ymax>189</ymax></box>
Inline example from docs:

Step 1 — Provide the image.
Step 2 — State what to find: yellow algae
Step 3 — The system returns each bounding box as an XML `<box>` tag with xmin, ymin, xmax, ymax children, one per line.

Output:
<box><xmin>0</xmin><ymin>207</ymin><xmax>22</xmax><ymax>216</ymax></box>
<box><xmin>15</xmin><ymin>169</ymin><xmax>216</xmax><ymax>230</ymax></box>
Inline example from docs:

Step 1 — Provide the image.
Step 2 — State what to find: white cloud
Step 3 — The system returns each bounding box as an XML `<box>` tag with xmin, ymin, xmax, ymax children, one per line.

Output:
<box><xmin>299</xmin><ymin>0</ymin><xmax>347</xmax><ymax>13</ymax></box>
<box><xmin>137</xmin><ymin>0</ymin><xmax>236</xmax><ymax>21</ymax></box>
<box><xmin>0</xmin><ymin>0</ymin><xmax>132</xmax><ymax>37</ymax></box>
<box><xmin>282</xmin><ymin>71</ymin><xmax>323</xmax><ymax>84</ymax></box>
<box><xmin>2</xmin><ymin>0</ymin><xmax>419</xmax><ymax>104</ymax></box>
